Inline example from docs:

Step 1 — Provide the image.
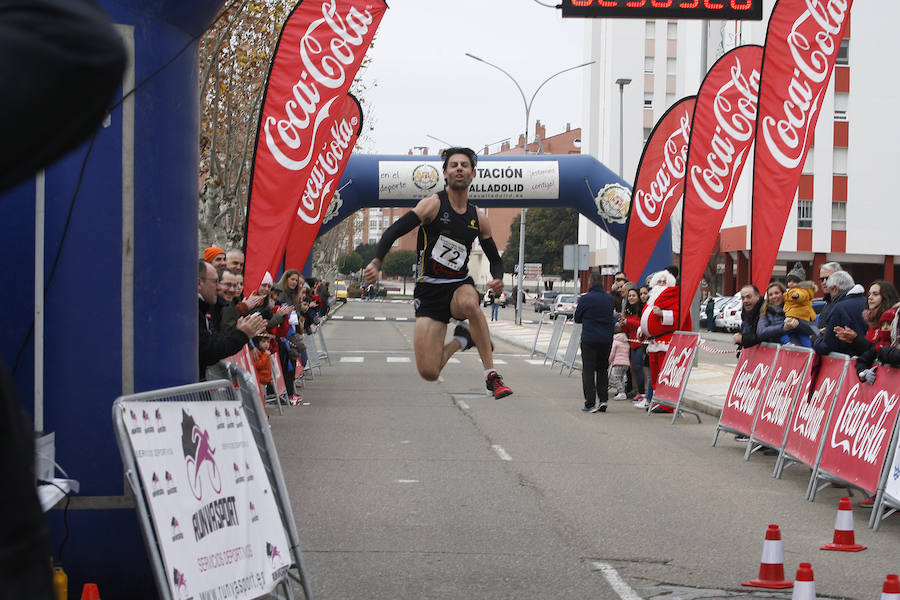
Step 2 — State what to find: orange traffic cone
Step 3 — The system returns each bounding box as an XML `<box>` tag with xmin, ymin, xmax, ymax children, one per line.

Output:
<box><xmin>791</xmin><ymin>563</ymin><xmax>816</xmax><ymax>600</ymax></box>
<box><xmin>882</xmin><ymin>574</ymin><xmax>900</xmax><ymax>600</ymax></box>
<box><xmin>820</xmin><ymin>497</ymin><xmax>867</xmax><ymax>552</ymax></box>
<box><xmin>81</xmin><ymin>583</ymin><xmax>100</xmax><ymax>600</ymax></box>
<box><xmin>742</xmin><ymin>524</ymin><xmax>793</xmax><ymax>589</ymax></box>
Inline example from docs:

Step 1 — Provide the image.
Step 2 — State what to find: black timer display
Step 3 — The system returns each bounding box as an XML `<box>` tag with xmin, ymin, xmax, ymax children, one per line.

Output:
<box><xmin>561</xmin><ymin>0</ymin><xmax>763</xmax><ymax>20</ymax></box>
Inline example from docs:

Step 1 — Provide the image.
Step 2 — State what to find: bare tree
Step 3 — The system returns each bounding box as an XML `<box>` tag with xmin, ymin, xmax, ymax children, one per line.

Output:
<box><xmin>198</xmin><ymin>1</ymin><xmax>375</xmax><ymax>257</ymax></box>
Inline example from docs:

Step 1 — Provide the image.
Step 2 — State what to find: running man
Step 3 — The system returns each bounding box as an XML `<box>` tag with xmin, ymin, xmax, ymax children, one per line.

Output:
<box><xmin>363</xmin><ymin>147</ymin><xmax>512</xmax><ymax>398</ymax></box>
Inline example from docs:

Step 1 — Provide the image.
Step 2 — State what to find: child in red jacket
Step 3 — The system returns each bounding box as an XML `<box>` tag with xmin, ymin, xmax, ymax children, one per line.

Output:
<box><xmin>251</xmin><ymin>335</ymin><xmax>274</xmax><ymax>395</ymax></box>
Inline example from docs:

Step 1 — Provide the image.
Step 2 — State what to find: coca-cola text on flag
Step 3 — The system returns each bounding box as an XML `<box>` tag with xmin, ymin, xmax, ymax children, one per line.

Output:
<box><xmin>623</xmin><ymin>96</ymin><xmax>695</xmax><ymax>284</ymax></box>
<box><xmin>284</xmin><ymin>93</ymin><xmax>363</xmax><ymax>269</ymax></box>
<box><xmin>719</xmin><ymin>344</ymin><xmax>778</xmax><ymax>436</ymax></box>
<box><xmin>678</xmin><ymin>45</ymin><xmax>763</xmax><ymax>331</ymax></box>
<box><xmin>750</xmin><ymin>0</ymin><xmax>852</xmax><ymax>291</ymax></box>
<box><xmin>750</xmin><ymin>346</ymin><xmax>811</xmax><ymax>451</ymax></box>
<box><xmin>243</xmin><ymin>0</ymin><xmax>388</xmax><ymax>291</ymax></box>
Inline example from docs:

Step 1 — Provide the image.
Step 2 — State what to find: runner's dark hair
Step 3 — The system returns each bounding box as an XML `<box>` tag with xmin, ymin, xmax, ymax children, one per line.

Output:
<box><xmin>441</xmin><ymin>147</ymin><xmax>478</xmax><ymax>171</ymax></box>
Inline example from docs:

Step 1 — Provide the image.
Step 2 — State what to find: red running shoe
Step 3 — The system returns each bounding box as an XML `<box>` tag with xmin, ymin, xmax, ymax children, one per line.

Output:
<box><xmin>486</xmin><ymin>371</ymin><xmax>512</xmax><ymax>399</ymax></box>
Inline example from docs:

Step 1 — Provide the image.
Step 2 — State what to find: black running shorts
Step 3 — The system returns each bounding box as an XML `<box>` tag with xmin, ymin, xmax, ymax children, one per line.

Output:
<box><xmin>413</xmin><ymin>277</ymin><xmax>476</xmax><ymax>323</ymax></box>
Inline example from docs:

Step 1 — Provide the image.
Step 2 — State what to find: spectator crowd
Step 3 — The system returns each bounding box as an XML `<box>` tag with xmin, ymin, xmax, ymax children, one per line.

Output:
<box><xmin>198</xmin><ymin>245</ymin><xmax>332</xmax><ymax>406</ymax></box>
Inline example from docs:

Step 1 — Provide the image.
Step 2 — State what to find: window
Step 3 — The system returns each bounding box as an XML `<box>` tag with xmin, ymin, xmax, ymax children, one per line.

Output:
<box><xmin>834</xmin><ymin>92</ymin><xmax>848</xmax><ymax>121</ymax></box>
<box><xmin>667</xmin><ymin>22</ymin><xmax>677</xmax><ymax>40</ymax></box>
<box><xmin>645</xmin><ymin>21</ymin><xmax>656</xmax><ymax>39</ymax></box>
<box><xmin>833</xmin><ymin>148</ymin><xmax>848</xmax><ymax>176</ymax></box>
<box><xmin>666</xmin><ymin>57</ymin><xmax>676</xmax><ymax>75</ymax></box>
<box><xmin>831</xmin><ymin>201</ymin><xmax>846</xmax><ymax>230</ymax></box>
<box><xmin>797</xmin><ymin>200</ymin><xmax>813</xmax><ymax>228</ymax></box>
<box><xmin>836</xmin><ymin>38</ymin><xmax>849</xmax><ymax>66</ymax></box>
<box><xmin>644</xmin><ymin>56</ymin><xmax>654</xmax><ymax>73</ymax></box>
<box><xmin>803</xmin><ymin>148</ymin><xmax>814</xmax><ymax>174</ymax></box>
<box><xmin>644</xmin><ymin>92</ymin><xmax>653</xmax><ymax>109</ymax></box>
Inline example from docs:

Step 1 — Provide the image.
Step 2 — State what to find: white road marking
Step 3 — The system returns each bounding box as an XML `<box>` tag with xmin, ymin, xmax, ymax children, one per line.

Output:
<box><xmin>525</xmin><ymin>359</ymin><xmax>546</xmax><ymax>365</ymax></box>
<box><xmin>493</xmin><ymin>359</ymin><xmax>507</xmax><ymax>364</ymax></box>
<box><xmin>353</xmin><ymin>315</ymin><xmax>366</xmax><ymax>320</ymax></box>
<box><xmin>340</xmin><ymin>357</ymin><xmax>364</xmax><ymax>363</ymax></box>
<box><xmin>447</xmin><ymin>358</ymin><xmax>461</xmax><ymax>364</ymax></box>
<box><xmin>374</xmin><ymin>316</ymin><xmax>387</xmax><ymax>321</ymax></box>
<box><xmin>331</xmin><ymin>315</ymin><xmax>344</xmax><ymax>319</ymax></box>
<box><xmin>456</xmin><ymin>400</ymin><xmax>470</xmax><ymax>410</ymax></box>
<box><xmin>387</xmin><ymin>356</ymin><xmax>411</xmax><ymax>363</ymax></box>
<box><xmin>591</xmin><ymin>562</ymin><xmax>643</xmax><ymax>600</ymax></box>
<box><xmin>395</xmin><ymin>317</ymin><xmax>410</xmax><ymax>321</ymax></box>
<box><xmin>395</xmin><ymin>479</ymin><xmax>419</xmax><ymax>484</ymax></box>
<box><xmin>491</xmin><ymin>444</ymin><xmax>512</xmax><ymax>461</ymax></box>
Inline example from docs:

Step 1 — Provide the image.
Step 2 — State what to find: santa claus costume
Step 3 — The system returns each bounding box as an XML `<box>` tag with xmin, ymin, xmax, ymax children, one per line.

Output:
<box><xmin>640</xmin><ymin>270</ymin><xmax>680</xmax><ymax>412</ymax></box>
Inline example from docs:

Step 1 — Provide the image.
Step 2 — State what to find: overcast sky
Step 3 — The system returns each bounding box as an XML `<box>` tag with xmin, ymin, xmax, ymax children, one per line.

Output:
<box><xmin>359</xmin><ymin>0</ymin><xmax>587</xmax><ymax>156</ymax></box>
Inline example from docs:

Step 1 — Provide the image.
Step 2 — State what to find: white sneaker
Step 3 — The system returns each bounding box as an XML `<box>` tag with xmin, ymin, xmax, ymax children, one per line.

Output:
<box><xmin>633</xmin><ymin>398</ymin><xmax>649</xmax><ymax>409</ymax></box>
<box><xmin>613</xmin><ymin>392</ymin><xmax>627</xmax><ymax>401</ymax></box>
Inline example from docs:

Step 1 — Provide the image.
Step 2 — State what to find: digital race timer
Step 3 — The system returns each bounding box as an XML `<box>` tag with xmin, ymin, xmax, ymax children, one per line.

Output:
<box><xmin>560</xmin><ymin>0</ymin><xmax>763</xmax><ymax>20</ymax></box>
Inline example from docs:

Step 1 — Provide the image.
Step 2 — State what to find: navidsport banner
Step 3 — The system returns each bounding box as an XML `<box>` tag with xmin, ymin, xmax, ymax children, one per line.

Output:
<box><xmin>679</xmin><ymin>45</ymin><xmax>763</xmax><ymax>331</ymax></box>
<box><xmin>244</xmin><ymin>0</ymin><xmax>388</xmax><ymax>291</ymax></box>
<box><xmin>623</xmin><ymin>96</ymin><xmax>695</xmax><ymax>283</ymax></box>
<box><xmin>750</xmin><ymin>0</ymin><xmax>852</xmax><ymax>290</ymax></box>
<box><xmin>284</xmin><ymin>93</ymin><xmax>363</xmax><ymax>269</ymax></box>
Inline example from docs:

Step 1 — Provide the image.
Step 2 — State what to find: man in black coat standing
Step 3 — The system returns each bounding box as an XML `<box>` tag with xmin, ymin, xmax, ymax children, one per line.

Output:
<box><xmin>574</xmin><ymin>271</ymin><xmax>616</xmax><ymax>413</ymax></box>
<box><xmin>733</xmin><ymin>284</ymin><xmax>764</xmax><ymax>351</ymax></box>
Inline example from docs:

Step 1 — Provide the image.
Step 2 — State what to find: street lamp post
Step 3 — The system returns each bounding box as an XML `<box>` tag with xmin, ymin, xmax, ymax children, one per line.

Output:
<box><xmin>615</xmin><ymin>77</ymin><xmax>632</xmax><ymax>178</ymax></box>
<box><xmin>466</xmin><ymin>53</ymin><xmax>594</xmax><ymax>325</ymax></box>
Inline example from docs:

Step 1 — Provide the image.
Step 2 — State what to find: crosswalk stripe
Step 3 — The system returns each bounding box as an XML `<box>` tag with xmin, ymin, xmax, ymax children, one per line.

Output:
<box><xmin>387</xmin><ymin>357</ymin><xmax>410</xmax><ymax>363</ymax></box>
<box><xmin>340</xmin><ymin>357</ymin><xmax>364</xmax><ymax>363</ymax></box>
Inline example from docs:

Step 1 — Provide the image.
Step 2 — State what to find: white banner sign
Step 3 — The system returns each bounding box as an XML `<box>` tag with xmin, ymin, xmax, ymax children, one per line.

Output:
<box><xmin>378</xmin><ymin>160</ymin><xmax>560</xmax><ymax>201</ymax></box>
<box><xmin>122</xmin><ymin>400</ymin><xmax>291</xmax><ymax>600</ymax></box>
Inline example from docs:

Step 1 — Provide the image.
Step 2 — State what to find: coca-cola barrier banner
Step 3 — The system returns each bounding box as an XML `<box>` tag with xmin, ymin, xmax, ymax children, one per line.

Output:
<box><xmin>284</xmin><ymin>93</ymin><xmax>363</xmax><ymax>269</ymax></box>
<box><xmin>650</xmin><ymin>332</ymin><xmax>700</xmax><ymax>407</ymax></box>
<box><xmin>244</xmin><ymin>0</ymin><xmax>388</xmax><ymax>291</ymax></box>
<box><xmin>225</xmin><ymin>347</ymin><xmax>265</xmax><ymax>410</ymax></box>
<box><xmin>817</xmin><ymin>363</ymin><xmax>900</xmax><ymax>494</ymax></box>
<box><xmin>623</xmin><ymin>96</ymin><xmax>695</xmax><ymax>283</ymax></box>
<box><xmin>782</xmin><ymin>354</ymin><xmax>847</xmax><ymax>469</ymax></box>
<box><xmin>750</xmin><ymin>0</ymin><xmax>853</xmax><ymax>291</ymax></box>
<box><xmin>678</xmin><ymin>45</ymin><xmax>763</xmax><ymax>331</ymax></box>
<box><xmin>720</xmin><ymin>344</ymin><xmax>778</xmax><ymax>435</ymax></box>
<box><xmin>750</xmin><ymin>347</ymin><xmax>811</xmax><ymax>451</ymax></box>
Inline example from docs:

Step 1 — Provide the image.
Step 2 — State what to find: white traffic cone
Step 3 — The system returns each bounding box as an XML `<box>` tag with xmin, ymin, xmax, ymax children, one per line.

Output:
<box><xmin>882</xmin><ymin>574</ymin><xmax>900</xmax><ymax>600</ymax></box>
<box><xmin>820</xmin><ymin>496</ymin><xmax>866</xmax><ymax>552</ymax></box>
<box><xmin>742</xmin><ymin>524</ymin><xmax>793</xmax><ymax>589</ymax></box>
<box><xmin>791</xmin><ymin>563</ymin><xmax>816</xmax><ymax>600</ymax></box>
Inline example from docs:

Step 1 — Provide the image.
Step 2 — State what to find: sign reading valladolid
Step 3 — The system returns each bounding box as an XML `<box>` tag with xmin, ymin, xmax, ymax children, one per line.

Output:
<box><xmin>122</xmin><ymin>401</ymin><xmax>291</xmax><ymax>600</ymax></box>
<box><xmin>377</xmin><ymin>161</ymin><xmax>560</xmax><ymax>201</ymax></box>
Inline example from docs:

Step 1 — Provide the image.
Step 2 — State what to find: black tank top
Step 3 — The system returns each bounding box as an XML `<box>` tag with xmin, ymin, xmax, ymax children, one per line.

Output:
<box><xmin>417</xmin><ymin>191</ymin><xmax>480</xmax><ymax>283</ymax></box>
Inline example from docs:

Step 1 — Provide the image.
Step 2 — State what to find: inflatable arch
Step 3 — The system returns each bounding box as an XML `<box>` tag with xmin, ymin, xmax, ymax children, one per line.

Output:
<box><xmin>315</xmin><ymin>153</ymin><xmax>673</xmax><ymax>284</ymax></box>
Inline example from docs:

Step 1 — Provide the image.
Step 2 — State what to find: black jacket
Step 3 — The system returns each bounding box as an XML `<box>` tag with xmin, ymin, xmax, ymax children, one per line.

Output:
<box><xmin>738</xmin><ymin>299</ymin><xmax>764</xmax><ymax>349</ymax></box>
<box><xmin>574</xmin><ymin>286</ymin><xmax>615</xmax><ymax>344</ymax></box>
<box><xmin>199</xmin><ymin>297</ymin><xmax>248</xmax><ymax>379</ymax></box>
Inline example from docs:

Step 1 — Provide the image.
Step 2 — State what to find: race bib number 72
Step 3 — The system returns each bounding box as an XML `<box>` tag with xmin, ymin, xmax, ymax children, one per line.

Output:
<box><xmin>431</xmin><ymin>235</ymin><xmax>467</xmax><ymax>271</ymax></box>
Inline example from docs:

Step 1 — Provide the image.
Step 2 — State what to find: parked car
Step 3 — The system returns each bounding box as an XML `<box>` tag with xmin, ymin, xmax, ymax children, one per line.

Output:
<box><xmin>334</xmin><ymin>281</ymin><xmax>348</xmax><ymax>302</ymax></box>
<box><xmin>714</xmin><ymin>293</ymin><xmax>742</xmax><ymax>332</ymax></box>
<box><xmin>549</xmin><ymin>294</ymin><xmax>578</xmax><ymax>320</ymax></box>
<box><xmin>482</xmin><ymin>290</ymin><xmax>509</xmax><ymax>307</ymax></box>
<box><xmin>533</xmin><ymin>290</ymin><xmax>559</xmax><ymax>313</ymax></box>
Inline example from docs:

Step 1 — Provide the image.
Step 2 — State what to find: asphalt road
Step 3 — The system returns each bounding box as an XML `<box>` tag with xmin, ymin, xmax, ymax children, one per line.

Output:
<box><xmin>273</xmin><ymin>300</ymin><xmax>899</xmax><ymax>600</ymax></box>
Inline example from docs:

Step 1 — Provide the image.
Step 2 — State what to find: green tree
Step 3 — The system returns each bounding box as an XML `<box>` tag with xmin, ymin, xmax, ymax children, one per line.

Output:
<box><xmin>502</xmin><ymin>208</ymin><xmax>578</xmax><ymax>276</ymax></box>
<box><xmin>382</xmin><ymin>250</ymin><xmax>417</xmax><ymax>295</ymax></box>
<box><xmin>338</xmin><ymin>252</ymin><xmax>363</xmax><ymax>276</ymax></box>
<box><xmin>354</xmin><ymin>242</ymin><xmax>377</xmax><ymax>265</ymax></box>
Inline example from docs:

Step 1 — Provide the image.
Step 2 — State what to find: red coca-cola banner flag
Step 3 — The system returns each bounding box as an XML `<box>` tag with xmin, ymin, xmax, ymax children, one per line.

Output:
<box><xmin>750</xmin><ymin>347</ymin><xmax>812</xmax><ymax>451</ymax></box>
<box><xmin>719</xmin><ymin>344</ymin><xmax>778</xmax><ymax>435</ymax></box>
<box><xmin>623</xmin><ymin>96</ymin><xmax>695</xmax><ymax>283</ymax></box>
<box><xmin>750</xmin><ymin>0</ymin><xmax>852</xmax><ymax>290</ymax></box>
<box><xmin>817</xmin><ymin>364</ymin><xmax>900</xmax><ymax>494</ymax></box>
<box><xmin>224</xmin><ymin>346</ymin><xmax>265</xmax><ymax>407</ymax></box>
<box><xmin>244</xmin><ymin>0</ymin><xmax>388</xmax><ymax>291</ymax></box>
<box><xmin>782</xmin><ymin>354</ymin><xmax>847</xmax><ymax>469</ymax></box>
<box><xmin>650</xmin><ymin>332</ymin><xmax>700</xmax><ymax>408</ymax></box>
<box><xmin>284</xmin><ymin>93</ymin><xmax>363</xmax><ymax>269</ymax></box>
<box><xmin>270</xmin><ymin>346</ymin><xmax>288</xmax><ymax>398</ymax></box>
<box><xmin>678</xmin><ymin>45</ymin><xmax>763</xmax><ymax>331</ymax></box>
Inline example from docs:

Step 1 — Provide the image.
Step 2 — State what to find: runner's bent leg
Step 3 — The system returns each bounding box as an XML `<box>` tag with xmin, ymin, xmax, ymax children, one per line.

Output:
<box><xmin>413</xmin><ymin>317</ymin><xmax>451</xmax><ymax>381</ymax></box>
<box><xmin>450</xmin><ymin>284</ymin><xmax>494</xmax><ymax>370</ymax></box>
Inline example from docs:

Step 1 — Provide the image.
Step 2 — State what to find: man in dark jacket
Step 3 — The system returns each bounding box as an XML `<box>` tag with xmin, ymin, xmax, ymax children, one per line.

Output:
<box><xmin>574</xmin><ymin>271</ymin><xmax>616</xmax><ymax>413</ymax></box>
<box><xmin>733</xmin><ymin>284</ymin><xmax>764</xmax><ymax>350</ymax></box>
<box><xmin>199</xmin><ymin>261</ymin><xmax>265</xmax><ymax>379</ymax></box>
<box><xmin>814</xmin><ymin>270</ymin><xmax>867</xmax><ymax>356</ymax></box>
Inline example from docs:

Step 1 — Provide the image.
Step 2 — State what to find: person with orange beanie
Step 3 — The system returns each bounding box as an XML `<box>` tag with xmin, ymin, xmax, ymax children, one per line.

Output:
<box><xmin>203</xmin><ymin>246</ymin><xmax>226</xmax><ymax>269</ymax></box>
